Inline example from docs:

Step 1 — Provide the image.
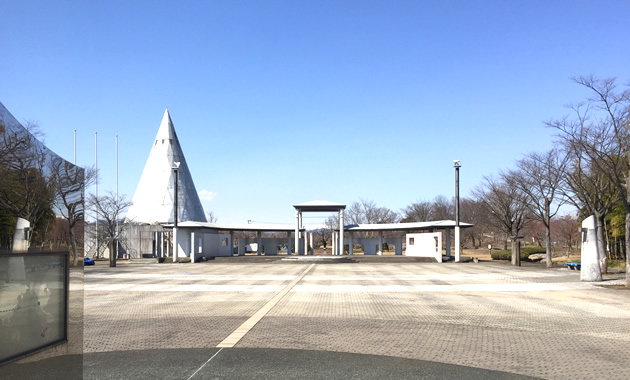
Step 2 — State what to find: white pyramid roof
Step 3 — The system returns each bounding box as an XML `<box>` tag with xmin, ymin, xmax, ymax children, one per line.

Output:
<box><xmin>125</xmin><ymin>109</ymin><xmax>206</xmax><ymax>224</ymax></box>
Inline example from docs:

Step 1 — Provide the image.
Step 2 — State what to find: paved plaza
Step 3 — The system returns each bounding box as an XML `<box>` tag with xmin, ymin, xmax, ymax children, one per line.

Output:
<box><xmin>77</xmin><ymin>259</ymin><xmax>629</xmax><ymax>379</ymax></box>
<box><xmin>3</xmin><ymin>258</ymin><xmax>628</xmax><ymax>379</ymax></box>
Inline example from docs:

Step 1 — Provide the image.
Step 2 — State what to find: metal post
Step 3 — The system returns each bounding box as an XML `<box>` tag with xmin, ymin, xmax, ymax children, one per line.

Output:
<box><xmin>454</xmin><ymin>160</ymin><xmax>461</xmax><ymax>262</ymax></box>
<box><xmin>349</xmin><ymin>231</ymin><xmax>354</xmax><ymax>255</ymax></box>
<box><xmin>339</xmin><ymin>209</ymin><xmax>344</xmax><ymax>256</ymax></box>
<box><xmin>191</xmin><ymin>231</ymin><xmax>195</xmax><ymax>263</ymax></box>
<box><xmin>294</xmin><ymin>209</ymin><xmax>299</xmax><ymax>256</ymax></box>
<box><xmin>173</xmin><ymin>162</ymin><xmax>180</xmax><ymax>262</ymax></box>
<box><xmin>115</xmin><ymin>134</ymin><xmax>119</xmax><ymax>263</ymax></box>
<box><xmin>378</xmin><ymin>231</ymin><xmax>383</xmax><ymax>256</ymax></box>
<box><xmin>95</xmin><ymin>132</ymin><xmax>98</xmax><ymax>258</ymax></box>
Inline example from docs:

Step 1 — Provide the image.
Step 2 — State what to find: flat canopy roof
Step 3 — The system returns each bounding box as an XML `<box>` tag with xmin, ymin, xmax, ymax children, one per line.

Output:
<box><xmin>344</xmin><ymin>220</ymin><xmax>473</xmax><ymax>232</ymax></box>
<box><xmin>165</xmin><ymin>220</ymin><xmax>472</xmax><ymax>233</ymax></box>
<box><xmin>293</xmin><ymin>200</ymin><xmax>346</xmax><ymax>212</ymax></box>
<box><xmin>164</xmin><ymin>221</ymin><xmax>300</xmax><ymax>232</ymax></box>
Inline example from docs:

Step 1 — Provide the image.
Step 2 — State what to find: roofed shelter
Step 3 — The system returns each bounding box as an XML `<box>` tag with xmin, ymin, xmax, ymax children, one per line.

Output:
<box><xmin>293</xmin><ymin>200</ymin><xmax>346</xmax><ymax>255</ymax></box>
<box><xmin>164</xmin><ymin>221</ymin><xmax>303</xmax><ymax>261</ymax></box>
<box><xmin>344</xmin><ymin>220</ymin><xmax>473</xmax><ymax>262</ymax></box>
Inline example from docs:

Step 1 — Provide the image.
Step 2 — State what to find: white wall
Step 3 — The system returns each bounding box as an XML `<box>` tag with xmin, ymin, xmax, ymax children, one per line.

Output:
<box><xmin>406</xmin><ymin>233</ymin><xmax>442</xmax><ymax>262</ymax></box>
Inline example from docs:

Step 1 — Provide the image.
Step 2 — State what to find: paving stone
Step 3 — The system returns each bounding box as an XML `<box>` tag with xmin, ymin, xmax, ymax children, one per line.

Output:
<box><xmin>83</xmin><ymin>261</ymin><xmax>630</xmax><ymax>380</ymax></box>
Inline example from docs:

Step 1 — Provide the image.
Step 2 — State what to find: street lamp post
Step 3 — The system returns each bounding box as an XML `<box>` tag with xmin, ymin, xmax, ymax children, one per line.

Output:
<box><xmin>454</xmin><ymin>160</ymin><xmax>461</xmax><ymax>262</ymax></box>
<box><xmin>172</xmin><ymin>162</ymin><xmax>180</xmax><ymax>262</ymax></box>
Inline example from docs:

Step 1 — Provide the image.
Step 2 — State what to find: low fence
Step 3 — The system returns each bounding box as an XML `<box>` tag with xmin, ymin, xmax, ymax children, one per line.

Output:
<box><xmin>0</xmin><ymin>251</ymin><xmax>68</xmax><ymax>365</ymax></box>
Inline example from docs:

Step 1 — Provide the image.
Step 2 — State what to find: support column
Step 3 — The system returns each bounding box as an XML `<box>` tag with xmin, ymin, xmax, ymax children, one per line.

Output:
<box><xmin>257</xmin><ymin>231</ymin><xmax>262</xmax><ymax>256</ymax></box>
<box><xmin>294</xmin><ymin>209</ymin><xmax>299</xmax><ymax>256</ymax></box>
<box><xmin>455</xmin><ymin>226</ymin><xmax>461</xmax><ymax>262</ymax></box>
<box><xmin>167</xmin><ymin>231</ymin><xmax>172</xmax><ymax>257</ymax></box>
<box><xmin>349</xmin><ymin>231</ymin><xmax>354</xmax><ymax>255</ymax></box>
<box><xmin>445</xmin><ymin>228</ymin><xmax>451</xmax><ymax>258</ymax></box>
<box><xmin>309</xmin><ymin>232</ymin><xmax>313</xmax><ymax>255</ymax></box>
<box><xmin>378</xmin><ymin>231</ymin><xmax>383</xmax><ymax>256</ymax></box>
<box><xmin>191</xmin><ymin>231</ymin><xmax>196</xmax><ymax>263</ymax></box>
<box><xmin>173</xmin><ymin>227</ymin><xmax>179</xmax><ymax>262</ymax></box>
<box><xmin>287</xmin><ymin>231</ymin><xmax>292</xmax><ymax>256</ymax></box>
<box><xmin>332</xmin><ymin>232</ymin><xmax>337</xmax><ymax>255</ymax></box>
<box><xmin>339</xmin><ymin>209</ymin><xmax>344</xmax><ymax>256</ymax></box>
<box><xmin>158</xmin><ymin>232</ymin><xmax>164</xmax><ymax>258</ymax></box>
<box><xmin>238</xmin><ymin>237</ymin><xmax>245</xmax><ymax>256</ymax></box>
<box><xmin>152</xmin><ymin>231</ymin><xmax>157</xmax><ymax>257</ymax></box>
<box><xmin>229</xmin><ymin>231</ymin><xmax>234</xmax><ymax>256</ymax></box>
<box><xmin>299</xmin><ymin>212</ymin><xmax>303</xmax><ymax>255</ymax></box>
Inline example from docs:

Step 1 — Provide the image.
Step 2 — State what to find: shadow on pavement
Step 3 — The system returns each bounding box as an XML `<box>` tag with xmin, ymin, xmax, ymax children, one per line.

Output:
<box><xmin>0</xmin><ymin>348</ymin><xmax>540</xmax><ymax>380</ymax></box>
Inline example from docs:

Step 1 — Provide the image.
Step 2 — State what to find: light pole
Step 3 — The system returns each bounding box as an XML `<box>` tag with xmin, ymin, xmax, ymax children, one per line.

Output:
<box><xmin>453</xmin><ymin>160</ymin><xmax>461</xmax><ymax>262</ymax></box>
<box><xmin>172</xmin><ymin>162</ymin><xmax>180</xmax><ymax>262</ymax></box>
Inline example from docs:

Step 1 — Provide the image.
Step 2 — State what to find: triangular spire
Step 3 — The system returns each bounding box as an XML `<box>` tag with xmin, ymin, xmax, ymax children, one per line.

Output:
<box><xmin>125</xmin><ymin>109</ymin><xmax>206</xmax><ymax>224</ymax></box>
<box><xmin>155</xmin><ymin>109</ymin><xmax>177</xmax><ymax>141</ymax></box>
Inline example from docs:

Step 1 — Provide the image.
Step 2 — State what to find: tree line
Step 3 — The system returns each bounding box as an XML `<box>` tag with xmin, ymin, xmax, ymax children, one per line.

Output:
<box><xmin>322</xmin><ymin>76</ymin><xmax>629</xmax><ymax>285</ymax></box>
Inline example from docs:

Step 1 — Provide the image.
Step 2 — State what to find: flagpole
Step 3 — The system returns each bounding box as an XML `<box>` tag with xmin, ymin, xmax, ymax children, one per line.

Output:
<box><xmin>95</xmin><ymin>132</ymin><xmax>98</xmax><ymax>257</ymax></box>
<box><xmin>116</xmin><ymin>134</ymin><xmax>119</xmax><ymax>259</ymax></box>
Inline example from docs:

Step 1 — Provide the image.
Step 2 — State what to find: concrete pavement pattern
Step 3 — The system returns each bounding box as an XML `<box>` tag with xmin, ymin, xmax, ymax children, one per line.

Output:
<box><xmin>82</xmin><ymin>260</ymin><xmax>630</xmax><ymax>379</ymax></box>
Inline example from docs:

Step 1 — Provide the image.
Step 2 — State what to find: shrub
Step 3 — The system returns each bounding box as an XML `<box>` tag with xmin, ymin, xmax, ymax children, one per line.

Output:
<box><xmin>491</xmin><ymin>247</ymin><xmax>546</xmax><ymax>261</ymax></box>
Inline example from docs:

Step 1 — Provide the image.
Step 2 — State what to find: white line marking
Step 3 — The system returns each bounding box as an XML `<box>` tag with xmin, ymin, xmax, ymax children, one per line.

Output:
<box><xmin>188</xmin><ymin>347</ymin><xmax>223</xmax><ymax>380</ymax></box>
<box><xmin>217</xmin><ymin>264</ymin><xmax>315</xmax><ymax>348</ymax></box>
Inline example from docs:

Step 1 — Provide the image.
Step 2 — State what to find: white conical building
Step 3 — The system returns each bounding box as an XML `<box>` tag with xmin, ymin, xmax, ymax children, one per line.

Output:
<box><xmin>125</xmin><ymin>109</ymin><xmax>206</xmax><ymax>224</ymax></box>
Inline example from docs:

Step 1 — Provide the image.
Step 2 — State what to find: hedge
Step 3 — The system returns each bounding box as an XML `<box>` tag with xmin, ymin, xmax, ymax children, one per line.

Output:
<box><xmin>491</xmin><ymin>247</ymin><xmax>546</xmax><ymax>261</ymax></box>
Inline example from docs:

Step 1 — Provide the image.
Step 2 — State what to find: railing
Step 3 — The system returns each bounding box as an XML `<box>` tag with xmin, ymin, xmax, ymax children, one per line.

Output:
<box><xmin>0</xmin><ymin>251</ymin><xmax>68</xmax><ymax>365</ymax></box>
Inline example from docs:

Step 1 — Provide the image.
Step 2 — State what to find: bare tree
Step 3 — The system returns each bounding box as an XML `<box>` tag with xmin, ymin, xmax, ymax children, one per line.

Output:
<box><xmin>346</xmin><ymin>198</ymin><xmax>398</xmax><ymax>225</ymax></box>
<box><xmin>511</xmin><ymin>149</ymin><xmax>569</xmax><ymax>267</ymax></box>
<box><xmin>88</xmin><ymin>192</ymin><xmax>130</xmax><ymax>264</ymax></box>
<box><xmin>575</xmin><ymin>76</ymin><xmax>629</xmax><ymax>283</ymax></box>
<box><xmin>206</xmin><ymin>210</ymin><xmax>218</xmax><ymax>223</ymax></box>
<box><xmin>473</xmin><ymin>174</ymin><xmax>531</xmax><ymax>265</ymax></box>
<box><xmin>401</xmin><ymin>200</ymin><xmax>433</xmax><ymax>222</ymax></box>
<box><xmin>552</xmin><ymin>214</ymin><xmax>580</xmax><ymax>257</ymax></box>
<box><xmin>548</xmin><ymin>77</ymin><xmax>628</xmax><ymax>274</ymax></box>
<box><xmin>0</xmin><ymin>120</ymin><xmax>55</xmax><ymax>249</ymax></box>
<box><xmin>48</xmin><ymin>156</ymin><xmax>97</xmax><ymax>265</ymax></box>
<box><xmin>431</xmin><ymin>195</ymin><xmax>455</xmax><ymax>220</ymax></box>
<box><xmin>459</xmin><ymin>197</ymin><xmax>492</xmax><ymax>249</ymax></box>
<box><xmin>345</xmin><ymin>199</ymin><xmax>398</xmax><ymax>238</ymax></box>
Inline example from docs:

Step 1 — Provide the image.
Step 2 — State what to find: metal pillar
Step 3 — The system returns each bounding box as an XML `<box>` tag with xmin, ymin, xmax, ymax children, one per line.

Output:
<box><xmin>378</xmin><ymin>231</ymin><xmax>383</xmax><ymax>256</ymax></box>
<box><xmin>191</xmin><ymin>231</ymin><xmax>196</xmax><ymax>263</ymax></box>
<box><xmin>294</xmin><ymin>210</ymin><xmax>299</xmax><ymax>256</ymax></box>
<box><xmin>445</xmin><ymin>228</ymin><xmax>451</xmax><ymax>257</ymax></box>
<box><xmin>257</xmin><ymin>231</ymin><xmax>262</xmax><ymax>256</ymax></box>
<box><xmin>339</xmin><ymin>209</ymin><xmax>344</xmax><ymax>255</ymax></box>
<box><xmin>173</xmin><ymin>163</ymin><xmax>179</xmax><ymax>262</ymax></box>
<box><xmin>454</xmin><ymin>160</ymin><xmax>461</xmax><ymax>263</ymax></box>
<box><xmin>309</xmin><ymin>233</ymin><xmax>313</xmax><ymax>255</ymax></box>
<box><xmin>229</xmin><ymin>231</ymin><xmax>234</xmax><ymax>256</ymax></box>
<box><xmin>287</xmin><ymin>231</ymin><xmax>292</xmax><ymax>256</ymax></box>
<box><xmin>349</xmin><ymin>231</ymin><xmax>354</xmax><ymax>255</ymax></box>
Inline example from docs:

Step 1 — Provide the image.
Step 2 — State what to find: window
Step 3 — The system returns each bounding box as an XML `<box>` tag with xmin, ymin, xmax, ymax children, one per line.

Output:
<box><xmin>222</xmin><ymin>238</ymin><xmax>228</xmax><ymax>246</ymax></box>
<box><xmin>409</xmin><ymin>237</ymin><xmax>414</xmax><ymax>246</ymax></box>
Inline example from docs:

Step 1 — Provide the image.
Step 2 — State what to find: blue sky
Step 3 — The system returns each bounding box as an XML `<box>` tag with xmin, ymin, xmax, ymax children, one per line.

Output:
<box><xmin>2</xmin><ymin>1</ymin><xmax>628</xmax><ymax>224</ymax></box>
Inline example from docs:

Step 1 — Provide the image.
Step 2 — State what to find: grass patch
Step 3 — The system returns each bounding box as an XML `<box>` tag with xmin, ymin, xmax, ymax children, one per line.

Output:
<box><xmin>609</xmin><ymin>260</ymin><xmax>625</xmax><ymax>268</ymax></box>
<box><xmin>491</xmin><ymin>247</ymin><xmax>546</xmax><ymax>261</ymax></box>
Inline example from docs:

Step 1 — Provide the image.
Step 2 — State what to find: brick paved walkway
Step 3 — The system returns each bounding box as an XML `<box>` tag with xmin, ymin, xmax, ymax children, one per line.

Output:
<box><xmin>84</xmin><ymin>260</ymin><xmax>630</xmax><ymax>380</ymax></box>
